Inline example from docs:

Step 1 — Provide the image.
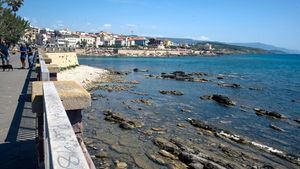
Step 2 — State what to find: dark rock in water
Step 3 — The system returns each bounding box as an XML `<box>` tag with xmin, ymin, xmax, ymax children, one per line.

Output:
<box><xmin>95</xmin><ymin>151</ymin><xmax>108</xmax><ymax>159</ymax></box>
<box><xmin>161</xmin><ymin>73</ymin><xmax>176</xmax><ymax>79</ymax></box>
<box><xmin>103</xmin><ymin>109</ymin><xmax>144</xmax><ymax>129</ymax></box>
<box><xmin>111</xmin><ymin>70</ymin><xmax>126</xmax><ymax>75</ymax></box>
<box><xmin>218</xmin><ymin>83</ymin><xmax>241</xmax><ymax>88</ymax></box>
<box><xmin>211</xmin><ymin>94</ymin><xmax>236</xmax><ymax>106</ymax></box>
<box><xmin>294</xmin><ymin>119</ymin><xmax>300</xmax><ymax>123</ymax></box>
<box><xmin>269</xmin><ymin>124</ymin><xmax>284</xmax><ymax>132</ymax></box>
<box><xmin>119</xmin><ymin>122</ymin><xmax>135</xmax><ymax>129</ymax></box>
<box><xmin>181</xmin><ymin>109</ymin><xmax>191</xmax><ymax>113</ymax></box>
<box><xmin>189</xmin><ymin>162</ymin><xmax>204</xmax><ymax>169</ymax></box>
<box><xmin>132</xmin><ymin>98</ymin><xmax>153</xmax><ymax>105</ymax></box>
<box><xmin>146</xmin><ymin>153</ymin><xmax>166</xmax><ymax>165</ymax></box>
<box><xmin>187</xmin><ymin>118</ymin><xmax>217</xmax><ymax>132</ymax></box>
<box><xmin>192</xmin><ymin>78</ymin><xmax>209</xmax><ymax>82</ymax></box>
<box><xmin>249</xmin><ymin>87</ymin><xmax>263</xmax><ymax>91</ymax></box>
<box><xmin>254</xmin><ymin>108</ymin><xmax>286</xmax><ymax>119</ymax></box>
<box><xmin>179</xmin><ymin>152</ymin><xmax>227</xmax><ymax>169</ymax></box>
<box><xmin>200</xmin><ymin>95</ymin><xmax>212</xmax><ymax>100</ymax></box>
<box><xmin>158</xmin><ymin>150</ymin><xmax>177</xmax><ymax>160</ymax></box>
<box><xmin>133</xmin><ymin>68</ymin><xmax>148</xmax><ymax>72</ymax></box>
<box><xmin>153</xmin><ymin>137</ymin><xmax>180</xmax><ymax>155</ymax></box>
<box><xmin>159</xmin><ymin>90</ymin><xmax>184</xmax><ymax>96</ymax></box>
<box><xmin>261</xmin><ymin>165</ymin><xmax>275</xmax><ymax>169</ymax></box>
<box><xmin>172</xmin><ymin>71</ymin><xmax>186</xmax><ymax>76</ymax></box>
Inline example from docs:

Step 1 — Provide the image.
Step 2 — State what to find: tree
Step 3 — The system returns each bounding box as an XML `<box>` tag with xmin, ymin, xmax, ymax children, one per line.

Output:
<box><xmin>0</xmin><ymin>0</ymin><xmax>28</xmax><ymax>45</ymax></box>
<box><xmin>0</xmin><ymin>0</ymin><xmax>23</xmax><ymax>12</ymax></box>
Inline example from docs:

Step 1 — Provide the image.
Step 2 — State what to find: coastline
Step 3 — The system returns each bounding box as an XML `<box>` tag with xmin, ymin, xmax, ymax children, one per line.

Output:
<box><xmin>58</xmin><ymin>65</ymin><xmax>109</xmax><ymax>89</ymax></box>
<box><xmin>78</xmin><ymin>55</ymin><xmax>300</xmax><ymax>169</ymax></box>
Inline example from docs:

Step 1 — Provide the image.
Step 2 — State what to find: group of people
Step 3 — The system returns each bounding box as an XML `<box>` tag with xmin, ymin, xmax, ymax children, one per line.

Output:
<box><xmin>0</xmin><ymin>40</ymin><xmax>34</xmax><ymax>69</ymax></box>
<box><xmin>0</xmin><ymin>40</ymin><xmax>10</xmax><ymax>66</ymax></box>
<box><xmin>20</xmin><ymin>43</ymin><xmax>34</xmax><ymax>69</ymax></box>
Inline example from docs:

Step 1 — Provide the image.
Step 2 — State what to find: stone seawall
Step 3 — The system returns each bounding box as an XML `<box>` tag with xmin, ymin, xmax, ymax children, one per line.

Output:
<box><xmin>118</xmin><ymin>49</ymin><xmax>186</xmax><ymax>56</ymax></box>
<box><xmin>45</xmin><ymin>52</ymin><xmax>79</xmax><ymax>68</ymax></box>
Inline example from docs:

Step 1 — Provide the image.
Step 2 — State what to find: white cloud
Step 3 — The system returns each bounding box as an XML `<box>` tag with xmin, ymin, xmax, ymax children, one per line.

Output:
<box><xmin>52</xmin><ymin>20</ymin><xmax>65</xmax><ymax>29</ymax></box>
<box><xmin>103</xmin><ymin>23</ymin><xmax>112</xmax><ymax>28</ymax></box>
<box><xmin>195</xmin><ymin>35</ymin><xmax>209</xmax><ymax>41</ymax></box>
<box><xmin>125</xmin><ymin>24</ymin><xmax>137</xmax><ymax>27</ymax></box>
<box><xmin>151</xmin><ymin>25</ymin><xmax>157</xmax><ymax>29</ymax></box>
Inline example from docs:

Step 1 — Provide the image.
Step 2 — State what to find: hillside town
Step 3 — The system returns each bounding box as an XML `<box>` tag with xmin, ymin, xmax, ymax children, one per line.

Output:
<box><xmin>21</xmin><ymin>26</ymin><xmax>218</xmax><ymax>56</ymax></box>
<box><xmin>20</xmin><ymin>26</ymin><xmax>270</xmax><ymax>57</ymax></box>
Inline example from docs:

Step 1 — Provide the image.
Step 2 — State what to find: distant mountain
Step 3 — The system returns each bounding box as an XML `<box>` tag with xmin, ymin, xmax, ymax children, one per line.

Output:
<box><xmin>144</xmin><ymin>36</ymin><xmax>298</xmax><ymax>54</ymax></box>
<box><xmin>230</xmin><ymin>42</ymin><xmax>300</xmax><ymax>54</ymax></box>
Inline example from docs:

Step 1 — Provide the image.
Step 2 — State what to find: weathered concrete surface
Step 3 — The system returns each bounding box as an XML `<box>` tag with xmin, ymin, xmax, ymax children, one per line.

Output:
<box><xmin>0</xmin><ymin>55</ymin><xmax>37</xmax><ymax>169</ymax></box>
<box><xmin>32</xmin><ymin>81</ymin><xmax>91</xmax><ymax>111</ymax></box>
<box><xmin>45</xmin><ymin>52</ymin><xmax>79</xmax><ymax>68</ymax></box>
<box><xmin>36</xmin><ymin>64</ymin><xmax>59</xmax><ymax>73</ymax></box>
<box><xmin>43</xmin><ymin>57</ymin><xmax>52</xmax><ymax>64</ymax></box>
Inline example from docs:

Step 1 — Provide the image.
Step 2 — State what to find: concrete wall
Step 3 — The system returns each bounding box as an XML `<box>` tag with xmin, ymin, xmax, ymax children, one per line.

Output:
<box><xmin>45</xmin><ymin>52</ymin><xmax>79</xmax><ymax>68</ymax></box>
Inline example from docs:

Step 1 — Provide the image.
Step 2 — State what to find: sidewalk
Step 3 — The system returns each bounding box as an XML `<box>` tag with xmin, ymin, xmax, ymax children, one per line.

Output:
<box><xmin>0</xmin><ymin>55</ymin><xmax>37</xmax><ymax>169</ymax></box>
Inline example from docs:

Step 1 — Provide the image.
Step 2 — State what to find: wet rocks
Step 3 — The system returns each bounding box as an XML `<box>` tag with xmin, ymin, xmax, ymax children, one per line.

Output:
<box><xmin>269</xmin><ymin>124</ymin><xmax>284</xmax><ymax>132</ymax></box>
<box><xmin>158</xmin><ymin>71</ymin><xmax>210</xmax><ymax>82</ymax></box>
<box><xmin>159</xmin><ymin>149</ymin><xmax>178</xmax><ymax>160</ymax></box>
<box><xmin>200</xmin><ymin>94</ymin><xmax>236</xmax><ymax>106</ymax></box>
<box><xmin>188</xmin><ymin>118</ymin><xmax>217</xmax><ymax>133</ymax></box>
<box><xmin>254</xmin><ymin>108</ymin><xmax>286</xmax><ymax>119</ymax></box>
<box><xmin>153</xmin><ymin>137</ymin><xmax>181</xmax><ymax>155</ymax></box>
<box><xmin>181</xmin><ymin>109</ymin><xmax>191</xmax><ymax>113</ymax></box>
<box><xmin>103</xmin><ymin>109</ymin><xmax>144</xmax><ymax>129</ymax></box>
<box><xmin>179</xmin><ymin>152</ymin><xmax>227</xmax><ymax>169</ymax></box>
<box><xmin>146</xmin><ymin>153</ymin><xmax>166</xmax><ymax>165</ymax></box>
<box><xmin>218</xmin><ymin>83</ymin><xmax>241</xmax><ymax>88</ymax></box>
<box><xmin>132</xmin><ymin>98</ymin><xmax>153</xmax><ymax>105</ymax></box>
<box><xmin>96</xmin><ymin>84</ymin><xmax>134</xmax><ymax>92</ymax></box>
<box><xmin>160</xmin><ymin>90</ymin><xmax>184</xmax><ymax>96</ymax></box>
<box><xmin>114</xmin><ymin>160</ymin><xmax>128</xmax><ymax>169</ymax></box>
<box><xmin>211</xmin><ymin>94</ymin><xmax>236</xmax><ymax>106</ymax></box>
<box><xmin>200</xmin><ymin>95</ymin><xmax>212</xmax><ymax>100</ymax></box>
<box><xmin>95</xmin><ymin>151</ymin><xmax>109</xmax><ymax>159</ymax></box>
<box><xmin>294</xmin><ymin>119</ymin><xmax>300</xmax><ymax>124</ymax></box>
<box><xmin>133</xmin><ymin>68</ymin><xmax>148</xmax><ymax>72</ymax></box>
<box><xmin>151</xmin><ymin>127</ymin><xmax>166</xmax><ymax>131</ymax></box>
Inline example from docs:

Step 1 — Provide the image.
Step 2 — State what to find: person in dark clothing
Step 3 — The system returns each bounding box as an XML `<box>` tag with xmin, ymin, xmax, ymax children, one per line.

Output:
<box><xmin>20</xmin><ymin>43</ymin><xmax>27</xmax><ymax>69</ymax></box>
<box><xmin>0</xmin><ymin>40</ymin><xmax>10</xmax><ymax>65</ymax></box>
<box><xmin>27</xmin><ymin>44</ymin><xmax>34</xmax><ymax>68</ymax></box>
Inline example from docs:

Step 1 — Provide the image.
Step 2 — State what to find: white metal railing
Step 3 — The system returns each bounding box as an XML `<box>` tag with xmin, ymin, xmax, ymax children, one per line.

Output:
<box><xmin>43</xmin><ymin>82</ymin><xmax>90</xmax><ymax>169</ymax></box>
<box><xmin>38</xmin><ymin>49</ymin><xmax>50</xmax><ymax>81</ymax></box>
<box><xmin>37</xmin><ymin>50</ymin><xmax>91</xmax><ymax>169</ymax></box>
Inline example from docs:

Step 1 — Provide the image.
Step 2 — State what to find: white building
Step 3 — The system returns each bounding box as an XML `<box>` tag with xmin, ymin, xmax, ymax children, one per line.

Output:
<box><xmin>79</xmin><ymin>35</ymin><xmax>96</xmax><ymax>46</ymax></box>
<box><xmin>64</xmin><ymin>35</ymin><xmax>80</xmax><ymax>48</ymax></box>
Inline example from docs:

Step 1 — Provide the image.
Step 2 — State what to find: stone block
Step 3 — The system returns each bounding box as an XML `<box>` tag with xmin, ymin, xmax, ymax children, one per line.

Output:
<box><xmin>44</xmin><ymin>57</ymin><xmax>52</xmax><ymax>64</ymax></box>
<box><xmin>32</xmin><ymin>81</ymin><xmax>91</xmax><ymax>111</ymax></box>
<box><xmin>36</xmin><ymin>64</ymin><xmax>60</xmax><ymax>73</ymax></box>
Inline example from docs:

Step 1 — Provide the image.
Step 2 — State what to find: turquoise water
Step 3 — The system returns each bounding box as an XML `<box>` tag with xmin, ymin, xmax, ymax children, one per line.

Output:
<box><xmin>79</xmin><ymin>54</ymin><xmax>300</xmax><ymax>156</ymax></box>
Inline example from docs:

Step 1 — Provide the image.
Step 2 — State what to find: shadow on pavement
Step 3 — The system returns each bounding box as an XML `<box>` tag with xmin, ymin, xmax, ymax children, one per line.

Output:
<box><xmin>0</xmin><ymin>68</ymin><xmax>37</xmax><ymax>169</ymax></box>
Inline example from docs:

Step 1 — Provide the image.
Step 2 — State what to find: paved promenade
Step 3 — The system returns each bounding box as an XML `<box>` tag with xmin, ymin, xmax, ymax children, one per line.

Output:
<box><xmin>0</xmin><ymin>55</ymin><xmax>37</xmax><ymax>169</ymax></box>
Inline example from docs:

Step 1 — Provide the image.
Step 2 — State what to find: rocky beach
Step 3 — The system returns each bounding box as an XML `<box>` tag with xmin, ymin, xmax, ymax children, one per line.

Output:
<box><xmin>65</xmin><ymin>55</ymin><xmax>300</xmax><ymax>168</ymax></box>
<box><xmin>58</xmin><ymin>65</ymin><xmax>109</xmax><ymax>89</ymax></box>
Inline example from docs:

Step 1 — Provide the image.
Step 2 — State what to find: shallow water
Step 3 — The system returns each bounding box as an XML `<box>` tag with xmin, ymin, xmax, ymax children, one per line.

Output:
<box><xmin>79</xmin><ymin>54</ymin><xmax>300</xmax><ymax>168</ymax></box>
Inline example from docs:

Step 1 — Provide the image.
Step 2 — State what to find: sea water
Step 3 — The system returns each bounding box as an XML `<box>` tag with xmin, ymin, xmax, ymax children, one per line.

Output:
<box><xmin>79</xmin><ymin>54</ymin><xmax>300</xmax><ymax>158</ymax></box>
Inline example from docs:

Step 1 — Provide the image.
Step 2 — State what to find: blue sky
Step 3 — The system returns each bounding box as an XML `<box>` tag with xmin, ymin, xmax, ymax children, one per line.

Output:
<box><xmin>18</xmin><ymin>0</ymin><xmax>300</xmax><ymax>50</ymax></box>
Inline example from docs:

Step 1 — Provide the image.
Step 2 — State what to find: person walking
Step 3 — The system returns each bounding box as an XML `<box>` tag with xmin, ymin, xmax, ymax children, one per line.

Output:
<box><xmin>0</xmin><ymin>40</ymin><xmax>10</xmax><ymax>66</ymax></box>
<box><xmin>27</xmin><ymin>44</ymin><xmax>34</xmax><ymax>68</ymax></box>
<box><xmin>20</xmin><ymin>43</ymin><xmax>27</xmax><ymax>69</ymax></box>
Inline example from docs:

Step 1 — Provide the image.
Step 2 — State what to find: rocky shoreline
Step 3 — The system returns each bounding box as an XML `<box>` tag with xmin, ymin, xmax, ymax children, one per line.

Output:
<box><xmin>79</xmin><ymin>67</ymin><xmax>300</xmax><ymax>169</ymax></box>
